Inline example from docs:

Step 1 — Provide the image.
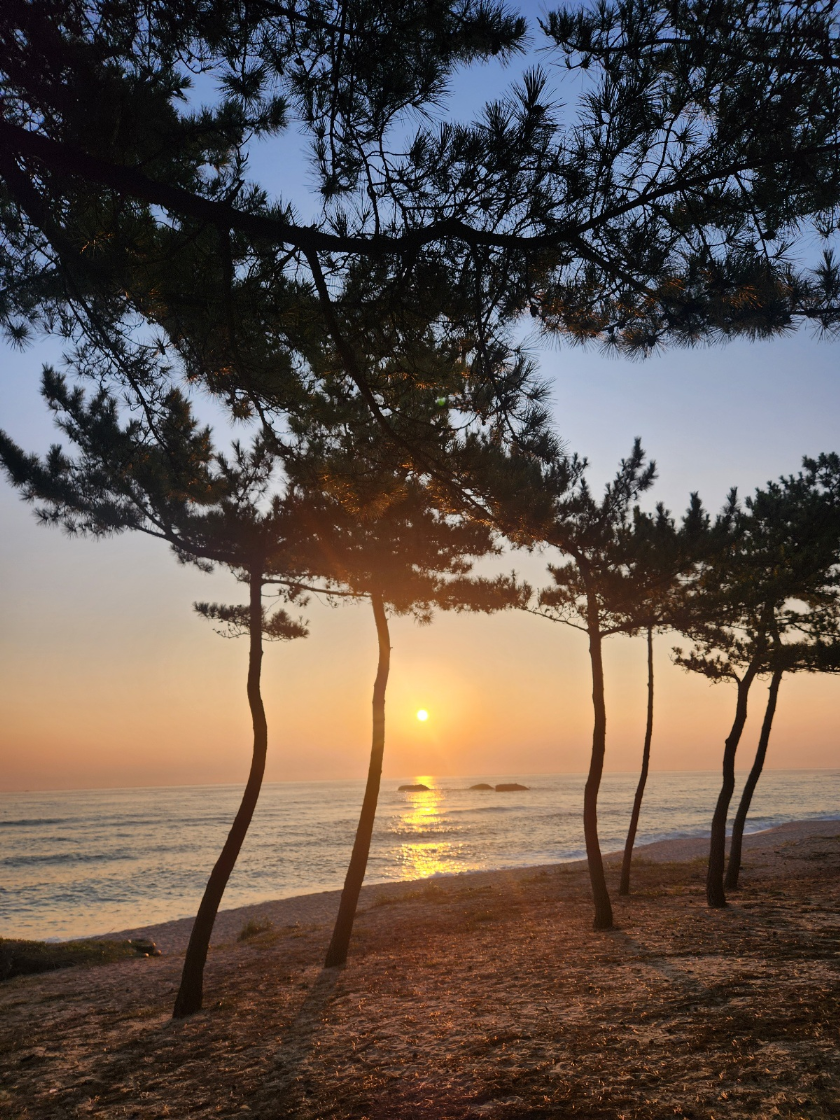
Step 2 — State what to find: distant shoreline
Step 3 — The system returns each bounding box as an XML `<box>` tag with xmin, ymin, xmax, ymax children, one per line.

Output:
<box><xmin>102</xmin><ymin>817</ymin><xmax>840</xmax><ymax>953</ymax></box>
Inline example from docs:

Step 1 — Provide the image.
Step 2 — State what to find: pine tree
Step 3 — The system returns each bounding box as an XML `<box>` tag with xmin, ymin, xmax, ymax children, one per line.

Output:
<box><xmin>616</xmin><ymin>498</ymin><xmax>714</xmax><ymax>896</ymax></box>
<box><xmin>674</xmin><ymin>462</ymin><xmax>840</xmax><ymax>907</ymax></box>
<box><xmin>0</xmin><ymin>0</ymin><xmax>540</xmax><ymax>481</ymax></box>
<box><xmin>620</xmin><ymin>624</ymin><xmax>655</xmax><ymax>897</ymax></box>
<box><xmin>724</xmin><ymin>462</ymin><xmax>840</xmax><ymax>890</ymax></box>
<box><xmin>533</xmin><ymin>442</ymin><xmax>708</xmax><ymax>927</ymax></box>
<box><xmin>279</xmin><ymin>418</ymin><xmax>530</xmax><ymax>967</ymax></box>
<box><xmin>723</xmin><ymin>635</ymin><xmax>840</xmax><ymax>891</ymax></box>
<box><xmin>0</xmin><ymin>367</ymin><xmax>314</xmax><ymax>1017</ymax></box>
<box><xmin>1</xmin><ymin>0</ymin><xmax>838</xmax><ymax>484</ymax></box>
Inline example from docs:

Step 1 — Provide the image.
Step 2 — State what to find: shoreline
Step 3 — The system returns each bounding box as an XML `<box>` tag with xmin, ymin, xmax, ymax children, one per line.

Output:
<box><xmin>101</xmin><ymin>816</ymin><xmax>840</xmax><ymax>954</ymax></box>
<box><xmin>6</xmin><ymin>773</ymin><xmax>840</xmax><ymax>943</ymax></box>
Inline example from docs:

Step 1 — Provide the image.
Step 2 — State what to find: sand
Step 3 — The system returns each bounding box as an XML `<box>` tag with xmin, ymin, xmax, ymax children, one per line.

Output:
<box><xmin>2</xmin><ymin>819</ymin><xmax>840</xmax><ymax>1119</ymax></box>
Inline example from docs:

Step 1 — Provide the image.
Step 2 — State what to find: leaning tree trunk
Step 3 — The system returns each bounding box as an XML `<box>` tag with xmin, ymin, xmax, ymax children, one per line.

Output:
<box><xmin>324</xmin><ymin>591</ymin><xmax>391</xmax><ymax>968</ymax></box>
<box><xmin>724</xmin><ymin>666</ymin><xmax>783</xmax><ymax>892</ymax></box>
<box><xmin>584</xmin><ymin>596</ymin><xmax>613</xmax><ymax>930</ymax></box>
<box><xmin>706</xmin><ymin>656</ymin><xmax>763</xmax><ymax>909</ymax></box>
<box><xmin>173</xmin><ymin>570</ymin><xmax>268</xmax><ymax>1018</ymax></box>
<box><xmin>619</xmin><ymin>626</ymin><xmax>655</xmax><ymax>897</ymax></box>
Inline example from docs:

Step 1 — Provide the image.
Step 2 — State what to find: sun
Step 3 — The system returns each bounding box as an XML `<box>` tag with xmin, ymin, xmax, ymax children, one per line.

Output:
<box><xmin>416</xmin><ymin>709</ymin><xmax>429</xmax><ymax>722</ymax></box>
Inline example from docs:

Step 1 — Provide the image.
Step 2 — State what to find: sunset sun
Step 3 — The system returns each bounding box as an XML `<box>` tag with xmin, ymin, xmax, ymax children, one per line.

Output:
<box><xmin>416</xmin><ymin>709</ymin><xmax>429</xmax><ymax>722</ymax></box>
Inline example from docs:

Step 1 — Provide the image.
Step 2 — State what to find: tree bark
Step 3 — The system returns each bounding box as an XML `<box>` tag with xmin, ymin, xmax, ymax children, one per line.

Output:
<box><xmin>173</xmin><ymin>570</ymin><xmax>268</xmax><ymax>1018</ymax></box>
<box><xmin>584</xmin><ymin>594</ymin><xmax>613</xmax><ymax>930</ymax></box>
<box><xmin>324</xmin><ymin>591</ymin><xmax>391</xmax><ymax>967</ymax></box>
<box><xmin>706</xmin><ymin>655</ymin><xmax>763</xmax><ymax>909</ymax></box>
<box><xmin>724</xmin><ymin>666</ymin><xmax>783</xmax><ymax>891</ymax></box>
<box><xmin>619</xmin><ymin>626</ymin><xmax>654</xmax><ymax>896</ymax></box>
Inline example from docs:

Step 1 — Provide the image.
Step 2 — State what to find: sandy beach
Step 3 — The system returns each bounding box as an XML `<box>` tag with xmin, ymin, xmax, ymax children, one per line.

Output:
<box><xmin>3</xmin><ymin>819</ymin><xmax>840</xmax><ymax>1118</ymax></box>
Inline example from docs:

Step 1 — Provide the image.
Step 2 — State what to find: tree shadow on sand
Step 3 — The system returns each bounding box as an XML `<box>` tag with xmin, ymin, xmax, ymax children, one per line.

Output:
<box><xmin>249</xmin><ymin>966</ymin><xmax>344</xmax><ymax>1118</ymax></box>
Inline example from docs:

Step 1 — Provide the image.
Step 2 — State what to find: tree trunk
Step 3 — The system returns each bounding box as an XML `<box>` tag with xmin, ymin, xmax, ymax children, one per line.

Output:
<box><xmin>584</xmin><ymin>595</ymin><xmax>613</xmax><ymax>930</ymax></box>
<box><xmin>173</xmin><ymin>570</ymin><xmax>268</xmax><ymax>1018</ymax></box>
<box><xmin>324</xmin><ymin>591</ymin><xmax>391</xmax><ymax>968</ymax></box>
<box><xmin>724</xmin><ymin>666</ymin><xmax>783</xmax><ymax>891</ymax></box>
<box><xmin>619</xmin><ymin>626</ymin><xmax>654</xmax><ymax>897</ymax></box>
<box><xmin>706</xmin><ymin>656</ymin><xmax>763</xmax><ymax>909</ymax></box>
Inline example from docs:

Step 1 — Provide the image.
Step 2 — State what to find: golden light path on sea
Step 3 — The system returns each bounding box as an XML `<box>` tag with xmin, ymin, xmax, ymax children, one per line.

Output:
<box><xmin>396</xmin><ymin>778</ymin><xmax>454</xmax><ymax>880</ymax></box>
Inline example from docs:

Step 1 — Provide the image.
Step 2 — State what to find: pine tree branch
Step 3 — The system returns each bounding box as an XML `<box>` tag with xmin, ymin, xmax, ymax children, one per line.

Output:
<box><xmin>4</xmin><ymin>117</ymin><xmax>838</xmax><ymax>260</ymax></box>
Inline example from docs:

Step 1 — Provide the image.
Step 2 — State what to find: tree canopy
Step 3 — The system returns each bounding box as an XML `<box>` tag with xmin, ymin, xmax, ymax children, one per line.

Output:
<box><xmin>2</xmin><ymin>0</ymin><xmax>839</xmax><ymax>490</ymax></box>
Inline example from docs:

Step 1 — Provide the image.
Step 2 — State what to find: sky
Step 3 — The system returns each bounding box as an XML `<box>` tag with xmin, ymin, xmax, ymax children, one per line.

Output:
<box><xmin>1</xmin><ymin>6</ymin><xmax>839</xmax><ymax>791</ymax></box>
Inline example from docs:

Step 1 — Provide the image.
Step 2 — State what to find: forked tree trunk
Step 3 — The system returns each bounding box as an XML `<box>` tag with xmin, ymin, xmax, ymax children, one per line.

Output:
<box><xmin>724</xmin><ymin>666</ymin><xmax>783</xmax><ymax>891</ymax></box>
<box><xmin>706</xmin><ymin>655</ymin><xmax>763</xmax><ymax>909</ymax></box>
<box><xmin>619</xmin><ymin>626</ymin><xmax>654</xmax><ymax>896</ymax></box>
<box><xmin>584</xmin><ymin>595</ymin><xmax>613</xmax><ymax>930</ymax></box>
<box><xmin>173</xmin><ymin>570</ymin><xmax>268</xmax><ymax>1018</ymax></box>
<box><xmin>325</xmin><ymin>591</ymin><xmax>391</xmax><ymax>968</ymax></box>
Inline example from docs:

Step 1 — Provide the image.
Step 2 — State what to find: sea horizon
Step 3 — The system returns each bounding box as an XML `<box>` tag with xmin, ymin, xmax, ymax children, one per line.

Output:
<box><xmin>3</xmin><ymin>763</ymin><xmax>839</xmax><ymax>797</ymax></box>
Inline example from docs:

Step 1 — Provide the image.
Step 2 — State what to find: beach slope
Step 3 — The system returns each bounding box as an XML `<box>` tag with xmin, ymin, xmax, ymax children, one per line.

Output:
<box><xmin>2</xmin><ymin>820</ymin><xmax>840</xmax><ymax>1119</ymax></box>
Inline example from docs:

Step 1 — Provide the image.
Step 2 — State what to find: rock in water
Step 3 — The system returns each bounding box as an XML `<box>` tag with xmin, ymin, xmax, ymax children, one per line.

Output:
<box><xmin>469</xmin><ymin>783</ymin><xmax>494</xmax><ymax>790</ymax></box>
<box><xmin>495</xmin><ymin>783</ymin><xmax>529</xmax><ymax>792</ymax></box>
<box><xmin>398</xmin><ymin>783</ymin><xmax>431</xmax><ymax>792</ymax></box>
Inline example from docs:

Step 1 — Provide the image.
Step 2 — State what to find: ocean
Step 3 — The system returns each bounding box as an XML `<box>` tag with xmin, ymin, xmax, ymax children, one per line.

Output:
<box><xmin>1</xmin><ymin>769</ymin><xmax>838</xmax><ymax>941</ymax></box>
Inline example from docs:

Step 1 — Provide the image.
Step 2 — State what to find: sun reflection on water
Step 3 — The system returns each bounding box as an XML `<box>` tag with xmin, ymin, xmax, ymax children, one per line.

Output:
<box><xmin>396</xmin><ymin>780</ymin><xmax>459</xmax><ymax>879</ymax></box>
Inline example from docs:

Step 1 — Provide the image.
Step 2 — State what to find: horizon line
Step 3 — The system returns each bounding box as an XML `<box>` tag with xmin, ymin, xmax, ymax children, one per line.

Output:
<box><xmin>3</xmin><ymin>765</ymin><xmax>840</xmax><ymax>796</ymax></box>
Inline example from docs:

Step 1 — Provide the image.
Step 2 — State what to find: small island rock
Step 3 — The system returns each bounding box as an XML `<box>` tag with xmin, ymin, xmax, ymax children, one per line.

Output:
<box><xmin>398</xmin><ymin>783</ymin><xmax>430</xmax><ymax>792</ymax></box>
<box><xmin>495</xmin><ymin>783</ymin><xmax>529</xmax><ymax>792</ymax></box>
<box><xmin>469</xmin><ymin>783</ymin><xmax>494</xmax><ymax>791</ymax></box>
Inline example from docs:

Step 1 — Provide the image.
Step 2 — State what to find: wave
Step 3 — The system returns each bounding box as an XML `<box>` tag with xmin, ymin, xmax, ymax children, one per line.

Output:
<box><xmin>0</xmin><ymin>817</ymin><xmax>71</xmax><ymax>828</ymax></box>
<box><xmin>445</xmin><ymin>805</ymin><xmax>519</xmax><ymax>816</ymax></box>
<box><xmin>1</xmin><ymin>850</ymin><xmax>140</xmax><ymax>867</ymax></box>
<box><xmin>386</xmin><ymin>827</ymin><xmax>462</xmax><ymax>840</ymax></box>
<box><xmin>444</xmin><ymin>807</ymin><xmax>586</xmax><ymax>826</ymax></box>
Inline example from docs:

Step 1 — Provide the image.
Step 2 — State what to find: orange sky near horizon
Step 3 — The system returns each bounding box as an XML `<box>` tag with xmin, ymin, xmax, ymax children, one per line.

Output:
<box><xmin>1</xmin><ymin>498</ymin><xmax>838</xmax><ymax>793</ymax></box>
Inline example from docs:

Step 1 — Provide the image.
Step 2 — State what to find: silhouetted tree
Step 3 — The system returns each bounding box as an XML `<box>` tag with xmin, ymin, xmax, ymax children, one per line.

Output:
<box><xmin>2</xmin><ymin>2</ymin><xmax>838</xmax><ymax>334</ymax></box>
<box><xmin>1</xmin><ymin>0</ymin><xmax>838</xmax><ymax>492</ymax></box>
<box><xmin>0</xmin><ymin>368</ymin><xmax>314</xmax><ymax>1017</ymax></box>
<box><xmin>535</xmin><ymin>445</ymin><xmax>653</xmax><ymax>929</ymax></box>
<box><xmin>534</xmin><ymin>442</ymin><xmax>709</xmax><ymax>927</ymax></box>
<box><xmin>674</xmin><ymin>463</ymin><xmax>840</xmax><ymax>908</ymax></box>
<box><xmin>616</xmin><ymin>501</ymin><xmax>719</xmax><ymax>896</ymax></box>
<box><xmin>279</xmin><ymin>426</ymin><xmax>529</xmax><ymax>967</ymax></box>
<box><xmin>0</xmin><ymin>0</ymin><xmax>543</xmax><ymax>490</ymax></box>
<box><xmin>724</xmin><ymin>635</ymin><xmax>840</xmax><ymax>891</ymax></box>
<box><xmin>724</xmin><ymin>461</ymin><xmax>840</xmax><ymax>890</ymax></box>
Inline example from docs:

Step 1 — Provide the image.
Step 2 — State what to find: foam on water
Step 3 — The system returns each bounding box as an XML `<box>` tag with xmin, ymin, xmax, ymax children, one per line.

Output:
<box><xmin>1</xmin><ymin>769</ymin><xmax>838</xmax><ymax>940</ymax></box>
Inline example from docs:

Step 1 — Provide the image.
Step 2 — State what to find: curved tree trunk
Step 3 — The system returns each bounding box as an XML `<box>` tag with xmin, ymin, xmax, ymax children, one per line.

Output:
<box><xmin>619</xmin><ymin>626</ymin><xmax>654</xmax><ymax>897</ymax></box>
<box><xmin>584</xmin><ymin>595</ymin><xmax>613</xmax><ymax>930</ymax></box>
<box><xmin>173</xmin><ymin>570</ymin><xmax>268</xmax><ymax>1018</ymax></box>
<box><xmin>706</xmin><ymin>656</ymin><xmax>763</xmax><ymax>909</ymax></box>
<box><xmin>325</xmin><ymin>591</ymin><xmax>391</xmax><ymax>968</ymax></box>
<box><xmin>724</xmin><ymin>666</ymin><xmax>783</xmax><ymax>891</ymax></box>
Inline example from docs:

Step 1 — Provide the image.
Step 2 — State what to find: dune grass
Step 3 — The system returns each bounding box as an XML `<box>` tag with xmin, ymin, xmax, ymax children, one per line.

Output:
<box><xmin>0</xmin><ymin>938</ymin><xmax>150</xmax><ymax>981</ymax></box>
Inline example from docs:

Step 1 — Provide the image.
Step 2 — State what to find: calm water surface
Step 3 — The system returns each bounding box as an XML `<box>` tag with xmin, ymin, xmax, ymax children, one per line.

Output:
<box><xmin>1</xmin><ymin>769</ymin><xmax>838</xmax><ymax>940</ymax></box>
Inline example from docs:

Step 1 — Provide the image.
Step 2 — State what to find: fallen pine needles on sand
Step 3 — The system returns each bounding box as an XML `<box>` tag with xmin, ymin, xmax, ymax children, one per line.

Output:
<box><xmin>2</xmin><ymin>821</ymin><xmax>839</xmax><ymax>1119</ymax></box>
